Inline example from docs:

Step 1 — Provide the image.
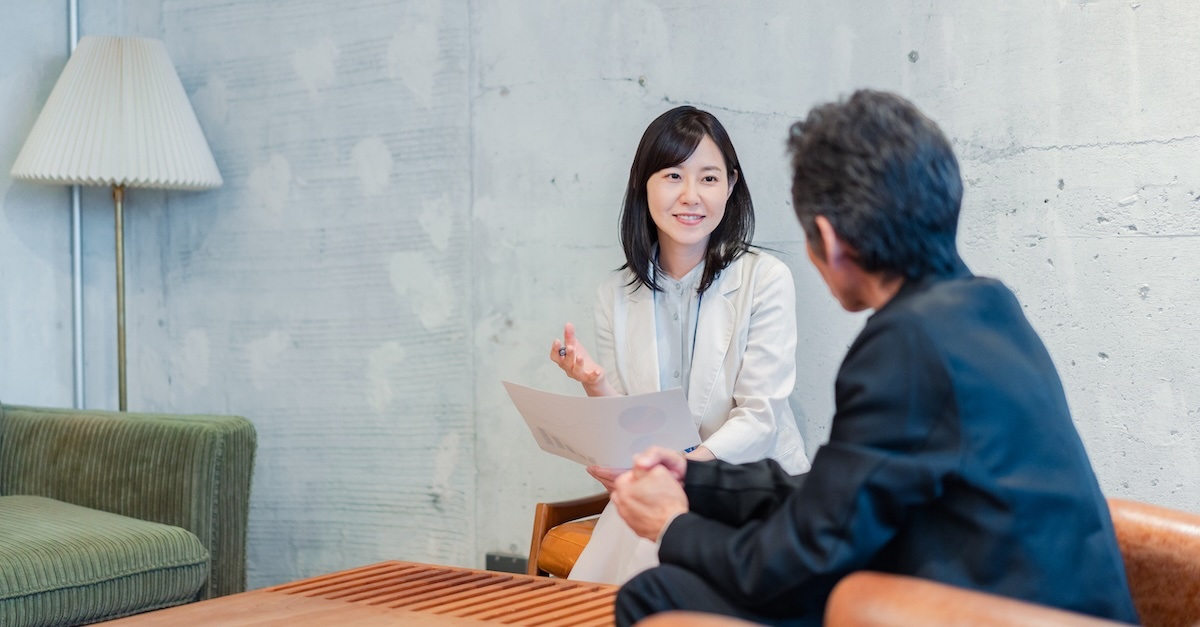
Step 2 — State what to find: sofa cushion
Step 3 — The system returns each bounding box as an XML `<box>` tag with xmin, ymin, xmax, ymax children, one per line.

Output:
<box><xmin>0</xmin><ymin>495</ymin><xmax>209</xmax><ymax>626</ymax></box>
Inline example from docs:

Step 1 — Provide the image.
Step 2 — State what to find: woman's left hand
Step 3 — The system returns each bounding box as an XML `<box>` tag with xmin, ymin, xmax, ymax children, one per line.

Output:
<box><xmin>683</xmin><ymin>445</ymin><xmax>715</xmax><ymax>462</ymax></box>
<box><xmin>586</xmin><ymin>465</ymin><xmax>626</xmax><ymax>492</ymax></box>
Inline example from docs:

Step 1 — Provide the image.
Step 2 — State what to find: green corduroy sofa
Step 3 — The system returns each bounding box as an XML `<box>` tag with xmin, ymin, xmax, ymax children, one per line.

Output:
<box><xmin>0</xmin><ymin>402</ymin><xmax>256</xmax><ymax>626</ymax></box>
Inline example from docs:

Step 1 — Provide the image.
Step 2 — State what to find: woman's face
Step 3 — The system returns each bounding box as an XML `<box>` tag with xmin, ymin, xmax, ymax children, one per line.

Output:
<box><xmin>645</xmin><ymin>135</ymin><xmax>736</xmax><ymax>257</ymax></box>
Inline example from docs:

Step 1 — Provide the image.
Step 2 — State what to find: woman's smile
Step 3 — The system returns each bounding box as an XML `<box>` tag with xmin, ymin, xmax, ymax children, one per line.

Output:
<box><xmin>646</xmin><ymin>135</ymin><xmax>734</xmax><ymax>277</ymax></box>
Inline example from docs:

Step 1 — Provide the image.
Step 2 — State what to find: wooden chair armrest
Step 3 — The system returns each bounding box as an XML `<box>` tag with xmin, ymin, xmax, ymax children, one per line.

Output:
<box><xmin>527</xmin><ymin>492</ymin><xmax>609</xmax><ymax>576</ymax></box>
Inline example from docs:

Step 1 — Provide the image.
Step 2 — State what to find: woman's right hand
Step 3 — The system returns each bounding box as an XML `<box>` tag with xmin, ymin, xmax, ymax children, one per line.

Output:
<box><xmin>550</xmin><ymin>323</ymin><xmax>615</xmax><ymax>396</ymax></box>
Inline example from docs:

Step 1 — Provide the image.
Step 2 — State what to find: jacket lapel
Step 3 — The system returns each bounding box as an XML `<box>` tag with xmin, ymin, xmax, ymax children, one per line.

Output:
<box><xmin>688</xmin><ymin>258</ymin><xmax>741</xmax><ymax>422</ymax></box>
<box><xmin>622</xmin><ymin>283</ymin><xmax>661</xmax><ymax>395</ymax></box>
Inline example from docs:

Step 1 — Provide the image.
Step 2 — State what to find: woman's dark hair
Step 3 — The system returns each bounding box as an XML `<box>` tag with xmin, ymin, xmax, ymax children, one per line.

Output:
<box><xmin>787</xmin><ymin>90</ymin><xmax>963</xmax><ymax>280</ymax></box>
<box><xmin>619</xmin><ymin>106</ymin><xmax>754</xmax><ymax>294</ymax></box>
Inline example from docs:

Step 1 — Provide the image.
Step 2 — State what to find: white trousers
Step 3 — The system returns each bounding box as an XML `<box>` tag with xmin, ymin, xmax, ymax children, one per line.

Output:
<box><xmin>566</xmin><ymin>501</ymin><xmax>660</xmax><ymax>585</ymax></box>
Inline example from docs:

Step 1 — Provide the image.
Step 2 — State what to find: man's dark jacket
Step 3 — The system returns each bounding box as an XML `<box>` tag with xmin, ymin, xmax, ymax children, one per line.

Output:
<box><xmin>658</xmin><ymin>265</ymin><xmax>1140</xmax><ymax>623</ymax></box>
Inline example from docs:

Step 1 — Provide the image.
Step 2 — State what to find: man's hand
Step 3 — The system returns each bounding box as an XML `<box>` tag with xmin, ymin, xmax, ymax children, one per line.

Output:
<box><xmin>590</xmin><ymin>445</ymin><xmax>689</xmax><ymax>496</ymax></box>
<box><xmin>631</xmin><ymin>446</ymin><xmax>689</xmax><ymax>482</ymax></box>
<box><xmin>611</xmin><ymin>464</ymin><xmax>689</xmax><ymax>541</ymax></box>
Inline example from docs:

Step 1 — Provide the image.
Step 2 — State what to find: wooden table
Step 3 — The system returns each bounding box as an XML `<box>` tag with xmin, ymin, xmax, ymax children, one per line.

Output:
<box><xmin>102</xmin><ymin>560</ymin><xmax>618</xmax><ymax>626</ymax></box>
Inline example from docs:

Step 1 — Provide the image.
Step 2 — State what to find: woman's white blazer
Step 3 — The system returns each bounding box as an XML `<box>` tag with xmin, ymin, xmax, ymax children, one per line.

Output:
<box><xmin>594</xmin><ymin>251</ymin><xmax>810</xmax><ymax>474</ymax></box>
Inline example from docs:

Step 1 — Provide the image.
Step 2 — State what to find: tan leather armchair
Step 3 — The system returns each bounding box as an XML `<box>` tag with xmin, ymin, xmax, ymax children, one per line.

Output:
<box><xmin>528</xmin><ymin>492</ymin><xmax>609</xmax><ymax>577</ymax></box>
<box><xmin>639</xmin><ymin>573</ymin><xmax>1132</xmax><ymax>626</ymax></box>
<box><xmin>1108</xmin><ymin>498</ymin><xmax>1200</xmax><ymax>626</ymax></box>
<box><xmin>815</xmin><ymin>498</ymin><xmax>1200</xmax><ymax>626</ymax></box>
<box><xmin>532</xmin><ymin>496</ymin><xmax>1200</xmax><ymax>626</ymax></box>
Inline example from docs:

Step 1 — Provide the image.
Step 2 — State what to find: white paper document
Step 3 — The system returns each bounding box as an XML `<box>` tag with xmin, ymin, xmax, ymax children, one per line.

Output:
<box><xmin>502</xmin><ymin>380</ymin><xmax>701</xmax><ymax>468</ymax></box>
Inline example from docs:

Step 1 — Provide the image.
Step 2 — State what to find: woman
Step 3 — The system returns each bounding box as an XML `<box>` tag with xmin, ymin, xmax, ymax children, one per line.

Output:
<box><xmin>550</xmin><ymin>106</ymin><xmax>809</xmax><ymax>584</ymax></box>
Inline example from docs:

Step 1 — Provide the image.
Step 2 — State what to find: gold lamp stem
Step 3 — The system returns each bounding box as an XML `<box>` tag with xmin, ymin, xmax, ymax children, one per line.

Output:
<box><xmin>114</xmin><ymin>184</ymin><xmax>127</xmax><ymax>411</ymax></box>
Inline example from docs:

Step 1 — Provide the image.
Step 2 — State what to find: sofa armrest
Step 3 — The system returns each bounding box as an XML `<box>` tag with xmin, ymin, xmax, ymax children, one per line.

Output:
<box><xmin>0</xmin><ymin>404</ymin><xmax>256</xmax><ymax>599</ymax></box>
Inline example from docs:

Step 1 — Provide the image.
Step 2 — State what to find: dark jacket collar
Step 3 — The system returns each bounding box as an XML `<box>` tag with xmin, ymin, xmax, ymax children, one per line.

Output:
<box><xmin>873</xmin><ymin>255</ymin><xmax>973</xmax><ymax>317</ymax></box>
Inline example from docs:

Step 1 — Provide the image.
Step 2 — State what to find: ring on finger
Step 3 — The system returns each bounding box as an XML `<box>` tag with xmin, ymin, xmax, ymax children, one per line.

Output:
<box><xmin>558</xmin><ymin>347</ymin><xmax>567</xmax><ymax>357</ymax></box>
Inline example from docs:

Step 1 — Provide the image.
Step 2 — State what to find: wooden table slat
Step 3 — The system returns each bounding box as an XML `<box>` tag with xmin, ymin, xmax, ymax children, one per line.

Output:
<box><xmin>98</xmin><ymin>560</ymin><xmax>616</xmax><ymax>626</ymax></box>
<box><xmin>378</xmin><ymin>575</ymin><xmax>535</xmax><ymax>608</ymax></box>
<box><xmin>469</xmin><ymin>586</ymin><xmax>613</xmax><ymax>621</ymax></box>
<box><xmin>406</xmin><ymin>578</ymin><xmax>563</xmax><ymax>614</ymax></box>
<box><xmin>533</xmin><ymin>607</ymin><xmax>622</xmax><ymax>627</ymax></box>
<box><xmin>270</xmin><ymin>561</ymin><xmax>418</xmax><ymax>593</ymax></box>
<box><xmin>408</xmin><ymin>578</ymin><xmax>563</xmax><ymax>612</ymax></box>
<box><xmin>446</xmin><ymin>584</ymin><xmax>594</xmax><ymax>618</ymax></box>
<box><xmin>288</xmin><ymin>564</ymin><xmax>449</xmax><ymax>598</ymax></box>
<box><xmin>339</xmin><ymin>570</ymin><xmax>494</xmax><ymax>603</ymax></box>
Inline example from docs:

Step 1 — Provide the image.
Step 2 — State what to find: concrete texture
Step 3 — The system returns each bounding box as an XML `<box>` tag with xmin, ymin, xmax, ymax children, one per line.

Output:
<box><xmin>1</xmin><ymin>1</ymin><xmax>1197</xmax><ymax>587</ymax></box>
<box><xmin>0</xmin><ymin>4</ymin><xmax>74</xmax><ymax>407</ymax></box>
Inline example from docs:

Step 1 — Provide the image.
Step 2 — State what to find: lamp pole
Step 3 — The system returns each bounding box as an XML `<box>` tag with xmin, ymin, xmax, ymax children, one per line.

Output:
<box><xmin>68</xmin><ymin>0</ymin><xmax>85</xmax><ymax>409</ymax></box>
<box><xmin>113</xmin><ymin>184</ymin><xmax>126</xmax><ymax>411</ymax></box>
<box><xmin>10</xmin><ymin>36</ymin><xmax>223</xmax><ymax>413</ymax></box>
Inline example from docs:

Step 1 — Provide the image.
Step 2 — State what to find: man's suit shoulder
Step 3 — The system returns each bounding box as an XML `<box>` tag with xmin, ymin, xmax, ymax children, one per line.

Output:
<box><xmin>869</xmin><ymin>275</ymin><xmax>1015</xmax><ymax>333</ymax></box>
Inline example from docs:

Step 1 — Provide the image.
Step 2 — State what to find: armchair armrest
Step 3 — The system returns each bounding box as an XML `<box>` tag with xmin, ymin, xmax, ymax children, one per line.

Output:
<box><xmin>824</xmin><ymin>572</ymin><xmax>1125</xmax><ymax>627</ymax></box>
<box><xmin>1108</xmin><ymin>497</ymin><xmax>1200</xmax><ymax>627</ymax></box>
<box><xmin>0</xmin><ymin>404</ymin><xmax>256</xmax><ymax>599</ymax></box>
<box><xmin>528</xmin><ymin>492</ymin><xmax>609</xmax><ymax>576</ymax></box>
<box><xmin>636</xmin><ymin>612</ymin><xmax>762</xmax><ymax>626</ymax></box>
<box><xmin>635</xmin><ymin>573</ymin><xmax>1122</xmax><ymax>627</ymax></box>
<box><xmin>637</xmin><ymin>497</ymin><xmax>1200</xmax><ymax>626</ymax></box>
<box><xmin>638</xmin><ymin>607</ymin><xmax>758</xmax><ymax>619</ymax></box>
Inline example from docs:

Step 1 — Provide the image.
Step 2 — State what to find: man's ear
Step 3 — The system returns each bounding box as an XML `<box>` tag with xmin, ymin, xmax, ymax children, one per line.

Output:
<box><xmin>814</xmin><ymin>216</ymin><xmax>846</xmax><ymax>266</ymax></box>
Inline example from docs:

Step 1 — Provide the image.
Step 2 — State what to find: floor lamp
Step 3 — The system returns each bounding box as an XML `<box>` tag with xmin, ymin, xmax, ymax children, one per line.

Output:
<box><xmin>10</xmin><ymin>36</ymin><xmax>222</xmax><ymax>411</ymax></box>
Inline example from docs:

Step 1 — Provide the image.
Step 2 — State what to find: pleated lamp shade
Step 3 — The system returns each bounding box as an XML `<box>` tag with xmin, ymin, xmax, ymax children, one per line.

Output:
<box><xmin>10</xmin><ymin>35</ymin><xmax>221</xmax><ymax>190</ymax></box>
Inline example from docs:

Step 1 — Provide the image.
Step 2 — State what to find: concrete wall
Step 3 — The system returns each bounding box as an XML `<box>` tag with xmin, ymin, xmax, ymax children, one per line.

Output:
<box><xmin>2</xmin><ymin>1</ymin><xmax>1197</xmax><ymax>587</ymax></box>
<box><xmin>472</xmin><ymin>0</ymin><xmax>1200</xmax><ymax>558</ymax></box>
<box><xmin>0</xmin><ymin>4</ymin><xmax>74</xmax><ymax>407</ymax></box>
<box><xmin>28</xmin><ymin>0</ymin><xmax>478</xmax><ymax>588</ymax></box>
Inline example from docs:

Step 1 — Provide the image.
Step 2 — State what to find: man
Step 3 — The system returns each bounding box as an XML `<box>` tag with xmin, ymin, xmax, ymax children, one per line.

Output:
<box><xmin>609</xmin><ymin>90</ymin><xmax>1139</xmax><ymax>626</ymax></box>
